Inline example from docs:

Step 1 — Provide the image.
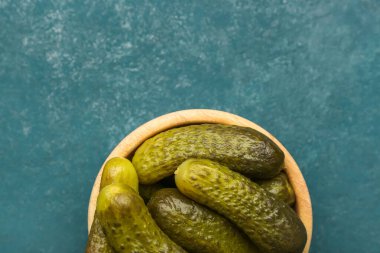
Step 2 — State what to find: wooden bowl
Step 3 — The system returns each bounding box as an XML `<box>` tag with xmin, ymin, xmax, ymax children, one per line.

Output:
<box><xmin>88</xmin><ymin>109</ymin><xmax>313</xmax><ymax>252</ymax></box>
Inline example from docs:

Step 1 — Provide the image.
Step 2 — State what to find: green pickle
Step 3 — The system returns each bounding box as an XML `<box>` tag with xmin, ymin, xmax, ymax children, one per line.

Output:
<box><xmin>86</xmin><ymin>157</ymin><xmax>139</xmax><ymax>253</ymax></box>
<box><xmin>139</xmin><ymin>183</ymin><xmax>164</xmax><ymax>203</ymax></box>
<box><xmin>147</xmin><ymin>188</ymin><xmax>259</xmax><ymax>253</ymax></box>
<box><xmin>85</xmin><ymin>216</ymin><xmax>114</xmax><ymax>253</ymax></box>
<box><xmin>256</xmin><ymin>171</ymin><xmax>296</xmax><ymax>206</ymax></box>
<box><xmin>175</xmin><ymin>159</ymin><xmax>307</xmax><ymax>253</ymax></box>
<box><xmin>100</xmin><ymin>157</ymin><xmax>139</xmax><ymax>192</ymax></box>
<box><xmin>97</xmin><ymin>184</ymin><xmax>187</xmax><ymax>253</ymax></box>
<box><xmin>132</xmin><ymin>124</ymin><xmax>284</xmax><ymax>184</ymax></box>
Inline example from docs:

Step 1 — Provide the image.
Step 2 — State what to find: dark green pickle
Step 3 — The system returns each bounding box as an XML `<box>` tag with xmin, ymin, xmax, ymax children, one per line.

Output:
<box><xmin>147</xmin><ymin>188</ymin><xmax>259</xmax><ymax>253</ymax></box>
<box><xmin>85</xmin><ymin>216</ymin><xmax>114</xmax><ymax>253</ymax></box>
<box><xmin>139</xmin><ymin>183</ymin><xmax>164</xmax><ymax>203</ymax></box>
<box><xmin>256</xmin><ymin>171</ymin><xmax>296</xmax><ymax>206</ymax></box>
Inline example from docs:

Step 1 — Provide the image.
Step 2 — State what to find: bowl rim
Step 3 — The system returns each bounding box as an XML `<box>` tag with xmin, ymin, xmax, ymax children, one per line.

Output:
<box><xmin>87</xmin><ymin>109</ymin><xmax>312</xmax><ymax>253</ymax></box>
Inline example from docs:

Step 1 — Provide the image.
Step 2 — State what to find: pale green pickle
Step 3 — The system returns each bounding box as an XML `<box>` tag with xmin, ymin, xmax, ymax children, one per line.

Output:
<box><xmin>97</xmin><ymin>184</ymin><xmax>187</xmax><ymax>253</ymax></box>
<box><xmin>85</xmin><ymin>157</ymin><xmax>139</xmax><ymax>253</ymax></box>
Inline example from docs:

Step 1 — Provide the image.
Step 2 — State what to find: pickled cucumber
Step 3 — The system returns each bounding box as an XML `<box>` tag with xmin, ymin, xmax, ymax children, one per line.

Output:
<box><xmin>133</xmin><ymin>124</ymin><xmax>284</xmax><ymax>184</ymax></box>
<box><xmin>175</xmin><ymin>159</ymin><xmax>307</xmax><ymax>253</ymax></box>
<box><xmin>97</xmin><ymin>184</ymin><xmax>187</xmax><ymax>253</ymax></box>
<box><xmin>86</xmin><ymin>157</ymin><xmax>139</xmax><ymax>253</ymax></box>
<box><xmin>147</xmin><ymin>188</ymin><xmax>259</xmax><ymax>253</ymax></box>
<box><xmin>139</xmin><ymin>183</ymin><xmax>164</xmax><ymax>203</ymax></box>
<box><xmin>100</xmin><ymin>157</ymin><xmax>138</xmax><ymax>192</ymax></box>
<box><xmin>85</xmin><ymin>216</ymin><xmax>114</xmax><ymax>253</ymax></box>
<box><xmin>257</xmin><ymin>171</ymin><xmax>295</xmax><ymax>206</ymax></box>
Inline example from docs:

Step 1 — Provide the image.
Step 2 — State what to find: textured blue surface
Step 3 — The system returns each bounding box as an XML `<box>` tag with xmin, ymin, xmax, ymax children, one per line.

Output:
<box><xmin>1</xmin><ymin>1</ymin><xmax>379</xmax><ymax>252</ymax></box>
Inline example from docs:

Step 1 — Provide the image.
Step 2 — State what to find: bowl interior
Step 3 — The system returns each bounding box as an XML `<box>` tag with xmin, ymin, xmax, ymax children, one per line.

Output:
<box><xmin>87</xmin><ymin>109</ymin><xmax>312</xmax><ymax>253</ymax></box>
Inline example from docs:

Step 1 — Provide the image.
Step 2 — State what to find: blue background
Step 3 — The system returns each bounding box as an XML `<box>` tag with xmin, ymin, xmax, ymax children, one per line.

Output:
<box><xmin>1</xmin><ymin>1</ymin><xmax>379</xmax><ymax>252</ymax></box>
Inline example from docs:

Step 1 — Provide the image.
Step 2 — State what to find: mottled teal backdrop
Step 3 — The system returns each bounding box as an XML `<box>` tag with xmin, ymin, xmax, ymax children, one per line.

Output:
<box><xmin>1</xmin><ymin>0</ymin><xmax>379</xmax><ymax>252</ymax></box>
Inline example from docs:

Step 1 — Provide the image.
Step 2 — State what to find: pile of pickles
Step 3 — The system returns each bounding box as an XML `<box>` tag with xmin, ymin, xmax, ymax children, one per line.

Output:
<box><xmin>86</xmin><ymin>124</ymin><xmax>307</xmax><ymax>253</ymax></box>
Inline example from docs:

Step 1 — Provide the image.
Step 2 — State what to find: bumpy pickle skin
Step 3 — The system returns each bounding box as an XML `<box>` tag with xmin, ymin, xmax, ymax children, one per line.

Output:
<box><xmin>85</xmin><ymin>216</ymin><xmax>114</xmax><ymax>253</ymax></box>
<box><xmin>97</xmin><ymin>184</ymin><xmax>187</xmax><ymax>253</ymax></box>
<box><xmin>86</xmin><ymin>157</ymin><xmax>139</xmax><ymax>253</ymax></box>
<box><xmin>147</xmin><ymin>188</ymin><xmax>259</xmax><ymax>253</ymax></box>
<box><xmin>132</xmin><ymin>124</ymin><xmax>284</xmax><ymax>184</ymax></box>
<box><xmin>256</xmin><ymin>171</ymin><xmax>296</xmax><ymax>206</ymax></box>
<box><xmin>175</xmin><ymin>159</ymin><xmax>307</xmax><ymax>253</ymax></box>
